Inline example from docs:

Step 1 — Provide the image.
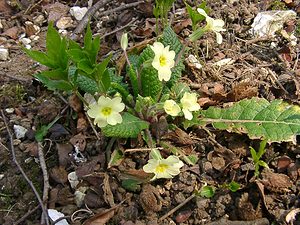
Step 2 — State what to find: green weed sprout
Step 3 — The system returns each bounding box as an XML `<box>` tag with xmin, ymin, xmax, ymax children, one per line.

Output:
<box><xmin>153</xmin><ymin>0</ymin><xmax>175</xmax><ymax>35</ymax></box>
<box><xmin>250</xmin><ymin>140</ymin><xmax>269</xmax><ymax>177</ymax></box>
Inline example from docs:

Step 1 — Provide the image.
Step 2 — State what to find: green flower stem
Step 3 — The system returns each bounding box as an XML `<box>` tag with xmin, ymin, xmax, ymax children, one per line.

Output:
<box><xmin>75</xmin><ymin>90</ymin><xmax>89</xmax><ymax>108</ymax></box>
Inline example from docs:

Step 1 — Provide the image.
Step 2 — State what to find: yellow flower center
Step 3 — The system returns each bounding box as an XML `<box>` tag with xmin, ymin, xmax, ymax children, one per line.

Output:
<box><xmin>159</xmin><ymin>55</ymin><xmax>167</xmax><ymax>66</ymax></box>
<box><xmin>101</xmin><ymin>107</ymin><xmax>112</xmax><ymax>116</ymax></box>
<box><xmin>155</xmin><ymin>163</ymin><xmax>169</xmax><ymax>173</ymax></box>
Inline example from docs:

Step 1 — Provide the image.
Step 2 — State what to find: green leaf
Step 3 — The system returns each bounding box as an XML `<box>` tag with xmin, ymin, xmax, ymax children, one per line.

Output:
<box><xmin>67</xmin><ymin>49</ymin><xmax>89</xmax><ymax>62</ymax></box>
<box><xmin>78</xmin><ymin>59</ymin><xmax>95</xmax><ymax>74</ymax></box>
<box><xmin>200</xmin><ymin>97</ymin><xmax>300</xmax><ymax>142</ymax></box>
<box><xmin>258</xmin><ymin>160</ymin><xmax>269</xmax><ymax>169</ymax></box>
<box><xmin>121</xmin><ymin>179</ymin><xmax>141</xmax><ymax>192</ymax></box>
<box><xmin>69</xmin><ymin>39</ymin><xmax>81</xmax><ymax>50</ymax></box>
<box><xmin>185</xmin><ymin>2</ymin><xmax>205</xmax><ymax>29</ymax></box>
<box><xmin>46</xmin><ymin>22</ymin><xmax>62</xmax><ymax>60</ymax></box>
<box><xmin>186</xmin><ymin>154</ymin><xmax>198</xmax><ymax>165</ymax></box>
<box><xmin>189</xmin><ymin>27</ymin><xmax>206</xmax><ymax>42</ymax></box>
<box><xmin>99</xmin><ymin>69</ymin><xmax>111</xmax><ymax>92</ymax></box>
<box><xmin>39</xmin><ymin>69</ymin><xmax>68</xmax><ymax>80</ymax></box>
<box><xmin>90</xmin><ymin>35</ymin><xmax>100</xmax><ymax>63</ymax></box>
<box><xmin>84</xmin><ymin>23</ymin><xmax>93</xmax><ymax>54</ymax></box>
<box><xmin>95</xmin><ymin>55</ymin><xmax>112</xmax><ymax>81</ymax></box>
<box><xmin>35</xmin><ymin>116</ymin><xmax>61</xmax><ymax>142</ymax></box>
<box><xmin>250</xmin><ymin>147</ymin><xmax>258</xmax><ymax>162</ymax></box>
<box><xmin>76</xmin><ymin>74</ymin><xmax>98</xmax><ymax>94</ymax></box>
<box><xmin>170</xmin><ymin>82</ymin><xmax>190</xmax><ymax>100</ymax></box>
<box><xmin>102</xmin><ymin>113</ymin><xmax>149</xmax><ymax>138</ymax></box>
<box><xmin>23</xmin><ymin>48</ymin><xmax>56</xmax><ymax>68</ymax></box>
<box><xmin>227</xmin><ymin>181</ymin><xmax>240</xmax><ymax>192</ymax></box>
<box><xmin>35</xmin><ymin>73</ymin><xmax>73</xmax><ymax>91</ymax></box>
<box><xmin>199</xmin><ymin>186</ymin><xmax>215</xmax><ymax>198</ymax></box>
<box><xmin>108</xmin><ymin>148</ymin><xmax>124</xmax><ymax>168</ymax></box>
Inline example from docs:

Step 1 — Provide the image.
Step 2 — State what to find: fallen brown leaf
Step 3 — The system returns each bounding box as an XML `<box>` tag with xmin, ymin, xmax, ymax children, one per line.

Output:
<box><xmin>83</xmin><ymin>208</ymin><xmax>115</xmax><ymax>225</ymax></box>
<box><xmin>2</xmin><ymin>26</ymin><xmax>19</xmax><ymax>40</ymax></box>
<box><xmin>50</xmin><ymin>166</ymin><xmax>68</xmax><ymax>184</ymax></box>
<box><xmin>57</xmin><ymin>143</ymin><xmax>73</xmax><ymax>167</ymax></box>
<box><xmin>70</xmin><ymin>133</ymin><xmax>86</xmax><ymax>152</ymax></box>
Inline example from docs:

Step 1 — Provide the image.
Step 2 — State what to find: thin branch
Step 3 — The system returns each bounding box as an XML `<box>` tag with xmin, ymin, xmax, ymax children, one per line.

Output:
<box><xmin>99</xmin><ymin>1</ymin><xmax>144</xmax><ymax>17</ymax></box>
<box><xmin>14</xmin><ymin>205</ymin><xmax>40</xmax><ymax>225</ymax></box>
<box><xmin>71</xmin><ymin>0</ymin><xmax>113</xmax><ymax>40</ymax></box>
<box><xmin>100</xmin><ymin>18</ymin><xmax>137</xmax><ymax>39</ymax></box>
<box><xmin>159</xmin><ymin>193</ymin><xmax>195</xmax><ymax>221</ymax></box>
<box><xmin>37</xmin><ymin>142</ymin><xmax>50</xmax><ymax>225</ymax></box>
<box><xmin>0</xmin><ymin>110</ymin><xmax>49</xmax><ymax>225</ymax></box>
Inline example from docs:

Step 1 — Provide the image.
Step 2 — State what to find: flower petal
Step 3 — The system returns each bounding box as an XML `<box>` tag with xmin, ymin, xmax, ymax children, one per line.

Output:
<box><xmin>94</xmin><ymin>117</ymin><xmax>108</xmax><ymax>127</ymax></box>
<box><xmin>197</xmin><ymin>8</ymin><xmax>208</xmax><ymax>17</ymax></box>
<box><xmin>143</xmin><ymin>159</ymin><xmax>159</xmax><ymax>173</ymax></box>
<box><xmin>182</xmin><ymin>109</ymin><xmax>193</xmax><ymax>120</ymax></box>
<box><xmin>215</xmin><ymin>32</ymin><xmax>223</xmax><ymax>44</ymax></box>
<box><xmin>158</xmin><ymin>67</ymin><xmax>172</xmax><ymax>81</ymax></box>
<box><xmin>87</xmin><ymin>104</ymin><xmax>101</xmax><ymax>119</ymax></box>
<box><xmin>107</xmin><ymin>113</ymin><xmax>122</xmax><ymax>125</ymax></box>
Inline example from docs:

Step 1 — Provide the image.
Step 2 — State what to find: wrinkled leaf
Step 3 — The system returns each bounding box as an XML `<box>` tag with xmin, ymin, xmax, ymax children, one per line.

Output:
<box><xmin>200</xmin><ymin>97</ymin><xmax>300</xmax><ymax>142</ymax></box>
<box><xmin>102</xmin><ymin>113</ymin><xmax>149</xmax><ymax>138</ymax></box>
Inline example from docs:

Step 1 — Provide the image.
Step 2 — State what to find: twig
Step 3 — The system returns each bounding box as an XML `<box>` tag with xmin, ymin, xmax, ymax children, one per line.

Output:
<box><xmin>14</xmin><ymin>205</ymin><xmax>40</xmax><ymax>225</ymax></box>
<box><xmin>37</xmin><ymin>142</ymin><xmax>50</xmax><ymax>225</ymax></box>
<box><xmin>0</xmin><ymin>110</ymin><xmax>49</xmax><ymax>225</ymax></box>
<box><xmin>100</xmin><ymin>1</ymin><xmax>144</xmax><ymax>17</ymax></box>
<box><xmin>71</xmin><ymin>0</ymin><xmax>113</xmax><ymax>40</ymax></box>
<box><xmin>159</xmin><ymin>193</ymin><xmax>195</xmax><ymax>221</ymax></box>
<box><xmin>124</xmin><ymin>147</ymin><xmax>163</xmax><ymax>153</ymax></box>
<box><xmin>100</xmin><ymin>18</ymin><xmax>137</xmax><ymax>39</ymax></box>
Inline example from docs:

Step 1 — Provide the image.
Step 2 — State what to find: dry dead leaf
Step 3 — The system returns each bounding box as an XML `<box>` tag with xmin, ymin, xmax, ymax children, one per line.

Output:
<box><xmin>0</xmin><ymin>0</ymin><xmax>12</xmax><ymax>16</ymax></box>
<box><xmin>260</xmin><ymin>169</ymin><xmax>293</xmax><ymax>192</ymax></box>
<box><xmin>2</xmin><ymin>26</ymin><xmax>19</xmax><ymax>40</ymax></box>
<box><xmin>103</xmin><ymin>173</ymin><xmax>115</xmax><ymax>207</ymax></box>
<box><xmin>163</xmin><ymin>127</ymin><xmax>195</xmax><ymax>145</ymax></box>
<box><xmin>43</xmin><ymin>2</ymin><xmax>70</xmax><ymax>22</ymax></box>
<box><xmin>277</xmin><ymin>155</ymin><xmax>292</xmax><ymax>170</ymax></box>
<box><xmin>23</xmin><ymin>142</ymin><xmax>38</xmax><ymax>157</ymax></box>
<box><xmin>77</xmin><ymin>113</ymin><xmax>88</xmax><ymax>132</ymax></box>
<box><xmin>173</xmin><ymin>18</ymin><xmax>192</xmax><ymax>34</ymax></box>
<box><xmin>50</xmin><ymin>166</ymin><xmax>68</xmax><ymax>184</ymax></box>
<box><xmin>57</xmin><ymin>143</ymin><xmax>73</xmax><ymax>167</ymax></box>
<box><xmin>83</xmin><ymin>208</ymin><xmax>116</xmax><ymax>225</ymax></box>
<box><xmin>69</xmin><ymin>94</ymin><xmax>82</xmax><ymax>112</ymax></box>
<box><xmin>70</xmin><ymin>133</ymin><xmax>86</xmax><ymax>152</ymax></box>
<box><xmin>286</xmin><ymin>208</ymin><xmax>300</xmax><ymax>224</ymax></box>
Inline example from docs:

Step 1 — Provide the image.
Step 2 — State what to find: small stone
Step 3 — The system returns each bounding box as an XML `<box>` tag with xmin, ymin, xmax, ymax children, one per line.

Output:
<box><xmin>20</xmin><ymin>37</ymin><xmax>31</xmax><ymax>46</ymax></box>
<box><xmin>56</xmin><ymin>17</ymin><xmax>73</xmax><ymax>29</ymax></box>
<box><xmin>13</xmin><ymin>124</ymin><xmax>28</xmax><ymax>139</ymax></box>
<box><xmin>0</xmin><ymin>47</ymin><xmax>9</xmax><ymax>61</ymax></box>
<box><xmin>5</xmin><ymin>108</ymin><xmax>14</xmax><ymax>113</ymax></box>
<box><xmin>0</xmin><ymin>174</ymin><xmax>4</xmax><ymax>180</ymax></box>
<box><xmin>70</xmin><ymin>6</ymin><xmax>88</xmax><ymax>21</ymax></box>
<box><xmin>33</xmin><ymin>14</ymin><xmax>45</xmax><ymax>26</ymax></box>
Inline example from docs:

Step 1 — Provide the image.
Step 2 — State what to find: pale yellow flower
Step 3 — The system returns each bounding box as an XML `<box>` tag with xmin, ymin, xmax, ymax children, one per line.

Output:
<box><xmin>151</xmin><ymin>42</ymin><xmax>175</xmax><ymax>81</ymax></box>
<box><xmin>120</xmin><ymin>33</ymin><xmax>128</xmax><ymax>51</ymax></box>
<box><xmin>197</xmin><ymin>8</ymin><xmax>226</xmax><ymax>44</ymax></box>
<box><xmin>143</xmin><ymin>155</ymin><xmax>184</xmax><ymax>180</ymax></box>
<box><xmin>180</xmin><ymin>92</ymin><xmax>200</xmax><ymax>120</ymax></box>
<box><xmin>87</xmin><ymin>96</ymin><xmax>125</xmax><ymax>128</ymax></box>
<box><xmin>164</xmin><ymin>100</ymin><xmax>181</xmax><ymax>117</ymax></box>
